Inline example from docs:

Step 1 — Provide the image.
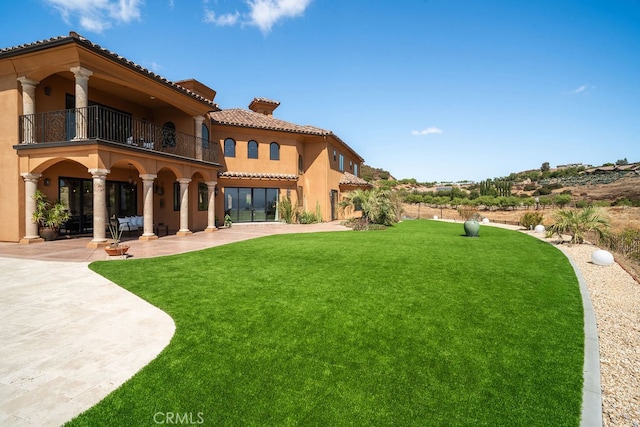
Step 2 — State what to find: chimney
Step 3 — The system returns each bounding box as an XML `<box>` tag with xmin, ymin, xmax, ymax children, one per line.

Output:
<box><xmin>248</xmin><ymin>97</ymin><xmax>280</xmax><ymax>116</ymax></box>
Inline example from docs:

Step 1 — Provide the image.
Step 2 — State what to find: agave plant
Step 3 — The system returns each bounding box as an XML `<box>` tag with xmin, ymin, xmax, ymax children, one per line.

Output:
<box><xmin>545</xmin><ymin>206</ymin><xmax>610</xmax><ymax>244</ymax></box>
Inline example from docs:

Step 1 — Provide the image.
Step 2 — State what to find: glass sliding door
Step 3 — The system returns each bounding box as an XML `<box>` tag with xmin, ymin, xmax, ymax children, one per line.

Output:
<box><xmin>252</xmin><ymin>189</ymin><xmax>266</xmax><ymax>221</ymax></box>
<box><xmin>59</xmin><ymin>177</ymin><xmax>93</xmax><ymax>235</ymax></box>
<box><xmin>224</xmin><ymin>187</ymin><xmax>279</xmax><ymax>222</ymax></box>
<box><xmin>266</xmin><ymin>189</ymin><xmax>278</xmax><ymax>221</ymax></box>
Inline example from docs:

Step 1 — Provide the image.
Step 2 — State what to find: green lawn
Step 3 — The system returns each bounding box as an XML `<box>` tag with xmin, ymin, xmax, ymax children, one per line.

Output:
<box><xmin>69</xmin><ymin>220</ymin><xmax>584</xmax><ymax>426</ymax></box>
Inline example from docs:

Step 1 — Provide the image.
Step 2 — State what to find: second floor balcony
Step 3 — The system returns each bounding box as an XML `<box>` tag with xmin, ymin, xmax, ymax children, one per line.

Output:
<box><xmin>19</xmin><ymin>105</ymin><xmax>218</xmax><ymax>164</ymax></box>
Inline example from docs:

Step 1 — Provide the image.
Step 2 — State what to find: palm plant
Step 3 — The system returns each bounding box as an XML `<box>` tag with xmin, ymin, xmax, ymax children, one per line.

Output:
<box><xmin>32</xmin><ymin>190</ymin><xmax>70</xmax><ymax>230</ymax></box>
<box><xmin>545</xmin><ymin>206</ymin><xmax>610</xmax><ymax>244</ymax></box>
<box><xmin>340</xmin><ymin>189</ymin><xmax>399</xmax><ymax>226</ymax></box>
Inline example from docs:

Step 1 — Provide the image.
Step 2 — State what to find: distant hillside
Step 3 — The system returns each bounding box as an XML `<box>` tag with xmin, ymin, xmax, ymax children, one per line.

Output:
<box><xmin>361</xmin><ymin>164</ymin><xmax>395</xmax><ymax>182</ymax></box>
<box><xmin>364</xmin><ymin>160</ymin><xmax>640</xmax><ymax>202</ymax></box>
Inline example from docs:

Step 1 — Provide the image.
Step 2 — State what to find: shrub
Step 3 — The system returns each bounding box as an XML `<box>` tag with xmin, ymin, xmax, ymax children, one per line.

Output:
<box><xmin>297</xmin><ymin>210</ymin><xmax>320</xmax><ymax>224</ymax></box>
<box><xmin>342</xmin><ymin>217</ymin><xmax>387</xmax><ymax>231</ymax></box>
<box><xmin>457</xmin><ymin>206</ymin><xmax>478</xmax><ymax>220</ymax></box>
<box><xmin>575</xmin><ymin>199</ymin><xmax>591</xmax><ymax>209</ymax></box>
<box><xmin>278</xmin><ymin>196</ymin><xmax>297</xmax><ymax>224</ymax></box>
<box><xmin>520</xmin><ymin>212</ymin><xmax>544</xmax><ymax>229</ymax></box>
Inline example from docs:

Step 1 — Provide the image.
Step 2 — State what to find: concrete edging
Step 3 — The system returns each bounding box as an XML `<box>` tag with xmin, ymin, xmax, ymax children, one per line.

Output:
<box><xmin>561</xmin><ymin>251</ymin><xmax>603</xmax><ymax>427</ymax></box>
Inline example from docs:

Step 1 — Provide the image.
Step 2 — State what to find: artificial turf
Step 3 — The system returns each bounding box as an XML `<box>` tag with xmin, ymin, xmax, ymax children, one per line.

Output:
<box><xmin>69</xmin><ymin>220</ymin><xmax>584</xmax><ymax>426</ymax></box>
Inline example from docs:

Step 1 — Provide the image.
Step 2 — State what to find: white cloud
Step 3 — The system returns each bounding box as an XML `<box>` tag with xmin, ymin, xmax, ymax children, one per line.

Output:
<box><xmin>204</xmin><ymin>10</ymin><xmax>241</xmax><ymax>26</ymax></box>
<box><xmin>204</xmin><ymin>0</ymin><xmax>311</xmax><ymax>33</ymax></box>
<box><xmin>412</xmin><ymin>127</ymin><xmax>443</xmax><ymax>136</ymax></box>
<box><xmin>45</xmin><ymin>0</ymin><xmax>142</xmax><ymax>33</ymax></box>
<box><xmin>247</xmin><ymin>0</ymin><xmax>311</xmax><ymax>32</ymax></box>
<box><xmin>571</xmin><ymin>84</ymin><xmax>595</xmax><ymax>95</ymax></box>
<box><xmin>573</xmin><ymin>84</ymin><xmax>588</xmax><ymax>94</ymax></box>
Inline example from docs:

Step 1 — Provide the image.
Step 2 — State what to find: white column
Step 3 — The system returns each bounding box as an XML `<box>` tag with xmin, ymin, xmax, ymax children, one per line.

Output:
<box><xmin>17</xmin><ymin>77</ymin><xmax>39</xmax><ymax>144</ymax></box>
<box><xmin>194</xmin><ymin>116</ymin><xmax>204</xmax><ymax>160</ymax></box>
<box><xmin>20</xmin><ymin>173</ymin><xmax>42</xmax><ymax>243</ymax></box>
<box><xmin>88</xmin><ymin>168</ymin><xmax>110</xmax><ymax>247</ymax></box>
<box><xmin>176</xmin><ymin>178</ymin><xmax>192</xmax><ymax>236</ymax></box>
<box><xmin>140</xmin><ymin>174</ymin><xmax>158</xmax><ymax>240</ymax></box>
<box><xmin>70</xmin><ymin>66</ymin><xmax>93</xmax><ymax>139</ymax></box>
<box><xmin>205</xmin><ymin>181</ymin><xmax>217</xmax><ymax>232</ymax></box>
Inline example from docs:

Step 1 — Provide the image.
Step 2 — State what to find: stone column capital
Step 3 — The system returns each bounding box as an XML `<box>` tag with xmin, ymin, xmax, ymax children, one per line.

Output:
<box><xmin>193</xmin><ymin>115</ymin><xmax>205</xmax><ymax>125</ymax></box>
<box><xmin>178</xmin><ymin>178</ymin><xmax>192</xmax><ymax>185</ymax></box>
<box><xmin>17</xmin><ymin>77</ymin><xmax>39</xmax><ymax>88</ymax></box>
<box><xmin>20</xmin><ymin>173</ymin><xmax>42</xmax><ymax>183</ymax></box>
<box><xmin>205</xmin><ymin>181</ymin><xmax>217</xmax><ymax>188</ymax></box>
<box><xmin>140</xmin><ymin>174</ymin><xmax>157</xmax><ymax>181</ymax></box>
<box><xmin>70</xmin><ymin>66</ymin><xmax>93</xmax><ymax>80</ymax></box>
<box><xmin>88</xmin><ymin>168</ymin><xmax>110</xmax><ymax>178</ymax></box>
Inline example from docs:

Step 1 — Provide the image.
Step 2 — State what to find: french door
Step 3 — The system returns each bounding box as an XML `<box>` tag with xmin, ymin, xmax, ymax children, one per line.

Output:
<box><xmin>224</xmin><ymin>187</ymin><xmax>278</xmax><ymax>223</ymax></box>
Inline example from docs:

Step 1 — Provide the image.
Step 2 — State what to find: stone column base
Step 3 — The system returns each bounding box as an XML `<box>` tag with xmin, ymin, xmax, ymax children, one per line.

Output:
<box><xmin>139</xmin><ymin>234</ymin><xmax>158</xmax><ymax>241</ymax></box>
<box><xmin>19</xmin><ymin>237</ymin><xmax>44</xmax><ymax>244</ymax></box>
<box><xmin>176</xmin><ymin>230</ymin><xmax>193</xmax><ymax>237</ymax></box>
<box><xmin>87</xmin><ymin>240</ymin><xmax>109</xmax><ymax>249</ymax></box>
<box><xmin>205</xmin><ymin>227</ymin><xmax>218</xmax><ymax>233</ymax></box>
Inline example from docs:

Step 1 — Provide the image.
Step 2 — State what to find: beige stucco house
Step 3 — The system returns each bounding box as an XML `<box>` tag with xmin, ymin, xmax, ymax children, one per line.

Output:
<box><xmin>0</xmin><ymin>32</ymin><xmax>369</xmax><ymax>245</ymax></box>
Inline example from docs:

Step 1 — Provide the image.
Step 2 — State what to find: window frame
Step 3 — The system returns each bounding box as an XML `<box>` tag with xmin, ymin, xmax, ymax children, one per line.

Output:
<box><xmin>270</xmin><ymin>142</ymin><xmax>280</xmax><ymax>161</ymax></box>
<box><xmin>248</xmin><ymin>140</ymin><xmax>259</xmax><ymax>159</ymax></box>
<box><xmin>224</xmin><ymin>138</ymin><xmax>236</xmax><ymax>157</ymax></box>
<box><xmin>202</xmin><ymin>123</ymin><xmax>209</xmax><ymax>149</ymax></box>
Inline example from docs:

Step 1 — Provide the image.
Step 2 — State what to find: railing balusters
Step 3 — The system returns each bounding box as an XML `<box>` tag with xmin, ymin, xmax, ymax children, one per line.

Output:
<box><xmin>18</xmin><ymin>106</ymin><xmax>218</xmax><ymax>163</ymax></box>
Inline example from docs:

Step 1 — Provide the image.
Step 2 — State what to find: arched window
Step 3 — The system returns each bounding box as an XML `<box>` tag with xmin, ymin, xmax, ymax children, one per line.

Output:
<box><xmin>270</xmin><ymin>142</ymin><xmax>280</xmax><ymax>160</ymax></box>
<box><xmin>224</xmin><ymin>138</ymin><xmax>236</xmax><ymax>157</ymax></box>
<box><xmin>298</xmin><ymin>154</ymin><xmax>304</xmax><ymax>173</ymax></box>
<box><xmin>202</xmin><ymin>123</ymin><xmax>209</xmax><ymax>149</ymax></box>
<box><xmin>162</xmin><ymin>122</ymin><xmax>176</xmax><ymax>147</ymax></box>
<box><xmin>248</xmin><ymin>140</ymin><xmax>258</xmax><ymax>159</ymax></box>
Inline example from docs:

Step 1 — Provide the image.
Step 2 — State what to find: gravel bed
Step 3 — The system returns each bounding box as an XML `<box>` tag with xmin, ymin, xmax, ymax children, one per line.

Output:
<box><xmin>557</xmin><ymin>242</ymin><xmax>640</xmax><ymax>427</ymax></box>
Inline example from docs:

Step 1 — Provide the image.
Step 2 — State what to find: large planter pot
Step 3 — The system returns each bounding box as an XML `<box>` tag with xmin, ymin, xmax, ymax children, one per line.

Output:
<box><xmin>39</xmin><ymin>227</ymin><xmax>58</xmax><ymax>241</ymax></box>
<box><xmin>463</xmin><ymin>220</ymin><xmax>480</xmax><ymax>237</ymax></box>
<box><xmin>104</xmin><ymin>245</ymin><xmax>130</xmax><ymax>256</ymax></box>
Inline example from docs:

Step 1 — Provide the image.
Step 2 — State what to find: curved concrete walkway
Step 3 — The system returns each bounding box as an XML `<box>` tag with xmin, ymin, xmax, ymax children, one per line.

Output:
<box><xmin>0</xmin><ymin>222</ymin><xmax>347</xmax><ymax>425</ymax></box>
<box><xmin>0</xmin><ymin>258</ymin><xmax>175</xmax><ymax>426</ymax></box>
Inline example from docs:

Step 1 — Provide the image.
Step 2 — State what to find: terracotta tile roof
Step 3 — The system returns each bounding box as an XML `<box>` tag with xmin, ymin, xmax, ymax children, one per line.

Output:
<box><xmin>210</xmin><ymin>108</ymin><xmax>365</xmax><ymax>163</ymax></box>
<box><xmin>252</xmin><ymin>97</ymin><xmax>280</xmax><ymax>106</ymax></box>
<box><xmin>340</xmin><ymin>172</ymin><xmax>372</xmax><ymax>187</ymax></box>
<box><xmin>0</xmin><ymin>32</ymin><xmax>219</xmax><ymax>110</ymax></box>
<box><xmin>211</xmin><ymin>108</ymin><xmax>331</xmax><ymax>136</ymax></box>
<box><xmin>218</xmin><ymin>171</ymin><xmax>299</xmax><ymax>181</ymax></box>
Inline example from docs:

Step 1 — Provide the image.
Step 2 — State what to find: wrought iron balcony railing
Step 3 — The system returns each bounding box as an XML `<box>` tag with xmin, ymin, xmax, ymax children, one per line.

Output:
<box><xmin>19</xmin><ymin>105</ymin><xmax>218</xmax><ymax>164</ymax></box>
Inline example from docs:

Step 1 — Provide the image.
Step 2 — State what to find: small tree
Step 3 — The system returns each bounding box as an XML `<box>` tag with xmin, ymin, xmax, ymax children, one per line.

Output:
<box><xmin>545</xmin><ymin>207</ymin><xmax>610</xmax><ymax>244</ymax></box>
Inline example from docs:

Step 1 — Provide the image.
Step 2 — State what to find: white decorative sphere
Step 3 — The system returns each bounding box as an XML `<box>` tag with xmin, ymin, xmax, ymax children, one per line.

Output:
<box><xmin>591</xmin><ymin>249</ymin><xmax>614</xmax><ymax>266</ymax></box>
<box><xmin>433</xmin><ymin>215</ymin><xmax>438</xmax><ymax>220</ymax></box>
<box><xmin>482</xmin><ymin>218</ymin><xmax>490</xmax><ymax>224</ymax></box>
<box><xmin>534</xmin><ymin>224</ymin><xmax>545</xmax><ymax>233</ymax></box>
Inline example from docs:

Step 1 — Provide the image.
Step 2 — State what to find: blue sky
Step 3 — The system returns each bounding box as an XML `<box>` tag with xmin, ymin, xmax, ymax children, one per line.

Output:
<box><xmin>2</xmin><ymin>0</ymin><xmax>639</xmax><ymax>182</ymax></box>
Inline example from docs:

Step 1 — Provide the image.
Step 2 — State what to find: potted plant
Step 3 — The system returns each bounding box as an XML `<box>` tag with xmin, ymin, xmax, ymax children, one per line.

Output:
<box><xmin>105</xmin><ymin>216</ymin><xmax>130</xmax><ymax>256</ymax></box>
<box><xmin>458</xmin><ymin>206</ymin><xmax>481</xmax><ymax>238</ymax></box>
<box><xmin>32</xmin><ymin>190</ymin><xmax>70</xmax><ymax>241</ymax></box>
